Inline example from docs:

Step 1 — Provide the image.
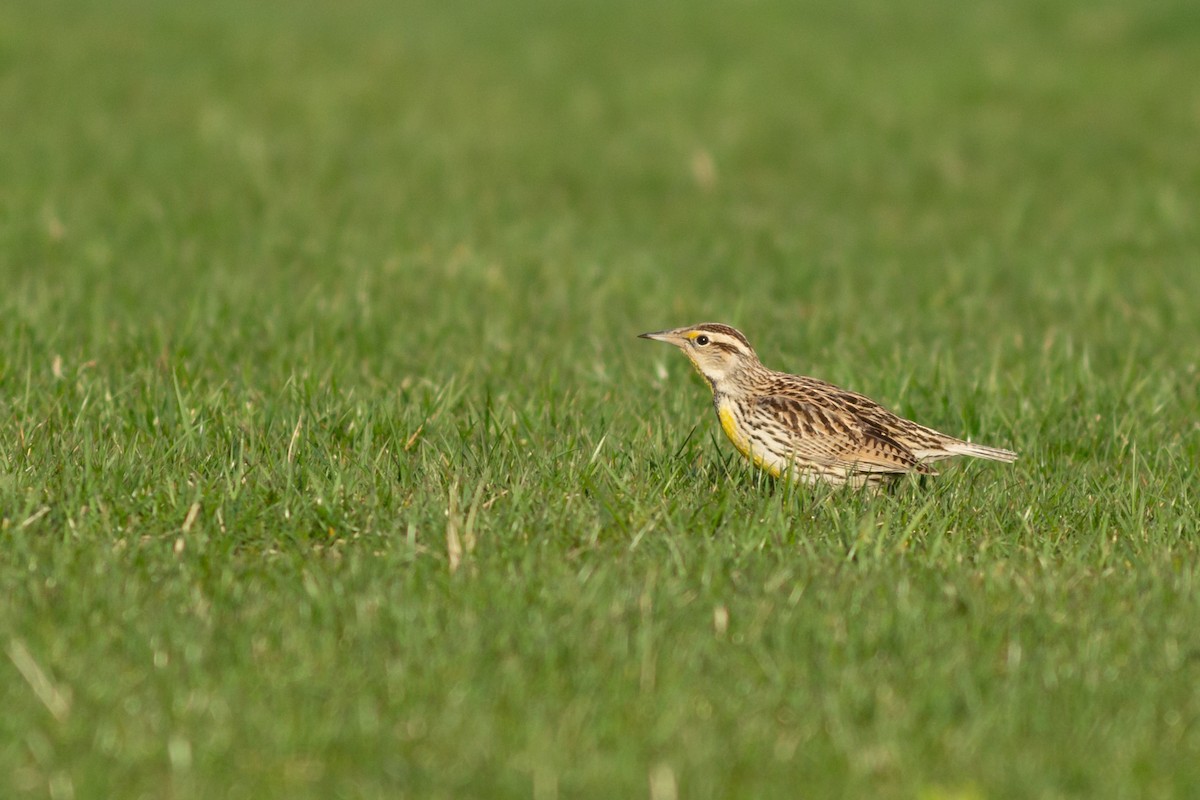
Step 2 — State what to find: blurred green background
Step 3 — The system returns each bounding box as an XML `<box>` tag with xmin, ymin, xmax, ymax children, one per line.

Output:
<box><xmin>1</xmin><ymin>1</ymin><xmax>1199</xmax><ymax>797</ymax></box>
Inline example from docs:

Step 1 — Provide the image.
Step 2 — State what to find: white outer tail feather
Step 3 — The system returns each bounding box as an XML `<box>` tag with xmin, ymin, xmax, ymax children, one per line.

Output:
<box><xmin>939</xmin><ymin>441</ymin><xmax>1018</xmax><ymax>463</ymax></box>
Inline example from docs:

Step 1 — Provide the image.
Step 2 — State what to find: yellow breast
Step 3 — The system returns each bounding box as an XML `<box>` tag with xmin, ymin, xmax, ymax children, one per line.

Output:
<box><xmin>717</xmin><ymin>401</ymin><xmax>782</xmax><ymax>478</ymax></box>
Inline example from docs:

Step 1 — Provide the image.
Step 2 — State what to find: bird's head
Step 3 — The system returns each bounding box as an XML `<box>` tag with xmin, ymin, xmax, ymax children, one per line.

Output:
<box><xmin>638</xmin><ymin>323</ymin><xmax>761</xmax><ymax>389</ymax></box>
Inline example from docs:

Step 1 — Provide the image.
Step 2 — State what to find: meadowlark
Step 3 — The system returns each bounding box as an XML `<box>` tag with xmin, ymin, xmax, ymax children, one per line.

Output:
<box><xmin>639</xmin><ymin>323</ymin><xmax>1016</xmax><ymax>489</ymax></box>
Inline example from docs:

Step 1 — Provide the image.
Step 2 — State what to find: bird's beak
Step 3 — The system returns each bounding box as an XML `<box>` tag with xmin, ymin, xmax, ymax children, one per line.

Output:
<box><xmin>638</xmin><ymin>328</ymin><xmax>683</xmax><ymax>345</ymax></box>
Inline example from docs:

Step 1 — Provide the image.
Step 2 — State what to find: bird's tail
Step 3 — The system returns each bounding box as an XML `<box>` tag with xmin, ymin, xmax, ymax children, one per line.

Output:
<box><xmin>941</xmin><ymin>440</ymin><xmax>1018</xmax><ymax>463</ymax></box>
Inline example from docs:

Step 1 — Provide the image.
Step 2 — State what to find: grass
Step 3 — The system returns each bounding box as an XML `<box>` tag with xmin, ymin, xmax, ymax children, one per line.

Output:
<box><xmin>2</xmin><ymin>0</ymin><xmax>1199</xmax><ymax>796</ymax></box>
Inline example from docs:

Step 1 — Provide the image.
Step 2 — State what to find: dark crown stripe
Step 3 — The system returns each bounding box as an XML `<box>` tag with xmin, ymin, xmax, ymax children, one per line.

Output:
<box><xmin>694</xmin><ymin>323</ymin><xmax>753</xmax><ymax>351</ymax></box>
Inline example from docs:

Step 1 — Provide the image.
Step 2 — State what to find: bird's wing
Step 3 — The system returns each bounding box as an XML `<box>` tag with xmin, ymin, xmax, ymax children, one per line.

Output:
<box><xmin>751</xmin><ymin>394</ymin><xmax>934</xmax><ymax>475</ymax></box>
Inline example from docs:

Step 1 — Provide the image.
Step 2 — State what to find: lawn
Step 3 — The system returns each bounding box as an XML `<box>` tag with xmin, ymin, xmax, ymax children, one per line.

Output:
<box><xmin>2</xmin><ymin>0</ymin><xmax>1199</xmax><ymax>797</ymax></box>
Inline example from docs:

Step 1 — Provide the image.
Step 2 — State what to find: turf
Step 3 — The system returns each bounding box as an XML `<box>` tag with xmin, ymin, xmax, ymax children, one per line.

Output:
<box><xmin>2</xmin><ymin>0</ymin><xmax>1200</xmax><ymax>797</ymax></box>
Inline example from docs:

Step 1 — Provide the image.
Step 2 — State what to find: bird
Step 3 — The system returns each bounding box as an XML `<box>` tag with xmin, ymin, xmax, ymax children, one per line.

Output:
<box><xmin>638</xmin><ymin>323</ymin><xmax>1017</xmax><ymax>489</ymax></box>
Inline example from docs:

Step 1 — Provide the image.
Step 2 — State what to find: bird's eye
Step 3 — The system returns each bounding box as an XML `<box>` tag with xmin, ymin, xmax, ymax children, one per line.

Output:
<box><xmin>695</xmin><ymin>335</ymin><xmax>710</xmax><ymax>346</ymax></box>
